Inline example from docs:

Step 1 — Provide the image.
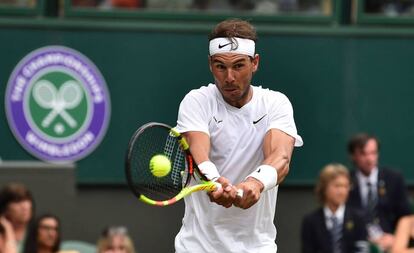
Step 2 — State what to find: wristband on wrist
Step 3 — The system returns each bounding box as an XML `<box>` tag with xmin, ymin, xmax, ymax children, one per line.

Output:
<box><xmin>246</xmin><ymin>164</ymin><xmax>278</xmax><ymax>191</ymax></box>
<box><xmin>198</xmin><ymin>161</ymin><xmax>220</xmax><ymax>182</ymax></box>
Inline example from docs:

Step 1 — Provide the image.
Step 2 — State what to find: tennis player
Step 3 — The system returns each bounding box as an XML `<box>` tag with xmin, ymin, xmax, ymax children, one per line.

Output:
<box><xmin>174</xmin><ymin>19</ymin><xmax>303</xmax><ymax>253</ymax></box>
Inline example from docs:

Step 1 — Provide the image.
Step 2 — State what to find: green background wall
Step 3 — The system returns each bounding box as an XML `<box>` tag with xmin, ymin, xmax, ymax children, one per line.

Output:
<box><xmin>1</xmin><ymin>20</ymin><xmax>413</xmax><ymax>184</ymax></box>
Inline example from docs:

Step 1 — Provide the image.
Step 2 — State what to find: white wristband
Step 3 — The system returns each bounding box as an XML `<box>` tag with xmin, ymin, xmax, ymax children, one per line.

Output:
<box><xmin>198</xmin><ymin>161</ymin><xmax>220</xmax><ymax>182</ymax></box>
<box><xmin>246</xmin><ymin>165</ymin><xmax>278</xmax><ymax>191</ymax></box>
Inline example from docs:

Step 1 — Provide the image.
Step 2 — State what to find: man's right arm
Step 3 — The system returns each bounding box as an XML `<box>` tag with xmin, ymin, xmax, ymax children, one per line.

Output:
<box><xmin>182</xmin><ymin>131</ymin><xmax>210</xmax><ymax>165</ymax></box>
<box><xmin>183</xmin><ymin>131</ymin><xmax>237</xmax><ymax>208</ymax></box>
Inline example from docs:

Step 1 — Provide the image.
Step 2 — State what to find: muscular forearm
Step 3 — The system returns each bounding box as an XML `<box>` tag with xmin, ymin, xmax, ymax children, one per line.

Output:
<box><xmin>262</xmin><ymin>129</ymin><xmax>294</xmax><ymax>184</ymax></box>
<box><xmin>183</xmin><ymin>131</ymin><xmax>210</xmax><ymax>164</ymax></box>
<box><xmin>262</xmin><ymin>152</ymin><xmax>290</xmax><ymax>184</ymax></box>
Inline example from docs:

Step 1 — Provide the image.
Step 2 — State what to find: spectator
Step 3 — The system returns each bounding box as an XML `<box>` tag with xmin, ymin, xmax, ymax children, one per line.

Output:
<box><xmin>301</xmin><ymin>163</ymin><xmax>367</xmax><ymax>253</ymax></box>
<box><xmin>97</xmin><ymin>226</ymin><xmax>136</xmax><ymax>253</ymax></box>
<box><xmin>391</xmin><ymin>215</ymin><xmax>414</xmax><ymax>253</ymax></box>
<box><xmin>23</xmin><ymin>214</ymin><xmax>61</xmax><ymax>253</ymax></box>
<box><xmin>0</xmin><ymin>182</ymin><xmax>34</xmax><ymax>251</ymax></box>
<box><xmin>347</xmin><ymin>133</ymin><xmax>412</xmax><ymax>252</ymax></box>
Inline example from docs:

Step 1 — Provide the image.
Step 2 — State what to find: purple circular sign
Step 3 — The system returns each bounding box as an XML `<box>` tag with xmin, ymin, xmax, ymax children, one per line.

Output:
<box><xmin>5</xmin><ymin>46</ymin><xmax>111</xmax><ymax>163</ymax></box>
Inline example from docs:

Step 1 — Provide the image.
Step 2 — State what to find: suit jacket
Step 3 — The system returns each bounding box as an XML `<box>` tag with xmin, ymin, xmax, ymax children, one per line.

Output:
<box><xmin>347</xmin><ymin>167</ymin><xmax>412</xmax><ymax>233</ymax></box>
<box><xmin>301</xmin><ymin>207</ymin><xmax>367</xmax><ymax>253</ymax></box>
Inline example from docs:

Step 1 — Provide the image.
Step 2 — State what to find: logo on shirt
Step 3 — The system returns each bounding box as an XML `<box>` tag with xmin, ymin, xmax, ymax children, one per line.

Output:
<box><xmin>253</xmin><ymin>114</ymin><xmax>267</xmax><ymax>124</ymax></box>
<box><xmin>213</xmin><ymin>116</ymin><xmax>223</xmax><ymax>124</ymax></box>
<box><xmin>5</xmin><ymin>46</ymin><xmax>111</xmax><ymax>163</ymax></box>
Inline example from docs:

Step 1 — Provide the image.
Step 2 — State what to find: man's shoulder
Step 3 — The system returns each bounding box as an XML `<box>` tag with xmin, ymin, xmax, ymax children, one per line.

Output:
<box><xmin>253</xmin><ymin>85</ymin><xmax>291</xmax><ymax>108</ymax></box>
<box><xmin>303</xmin><ymin>207</ymin><xmax>323</xmax><ymax>223</ymax></box>
<box><xmin>182</xmin><ymin>83</ymin><xmax>218</xmax><ymax>104</ymax></box>
<box><xmin>254</xmin><ymin>85</ymin><xmax>286</xmax><ymax>99</ymax></box>
<box><xmin>186</xmin><ymin>83</ymin><xmax>216</xmax><ymax>96</ymax></box>
<box><xmin>379</xmin><ymin>166</ymin><xmax>405</xmax><ymax>182</ymax></box>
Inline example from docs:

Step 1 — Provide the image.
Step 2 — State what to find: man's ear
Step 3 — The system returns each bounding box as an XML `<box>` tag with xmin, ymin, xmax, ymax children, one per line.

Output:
<box><xmin>252</xmin><ymin>54</ymin><xmax>260</xmax><ymax>73</ymax></box>
<box><xmin>208</xmin><ymin>55</ymin><xmax>212</xmax><ymax>72</ymax></box>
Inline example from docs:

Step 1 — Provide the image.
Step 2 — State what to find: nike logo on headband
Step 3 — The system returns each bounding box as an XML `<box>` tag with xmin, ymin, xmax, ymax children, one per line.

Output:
<box><xmin>218</xmin><ymin>42</ymin><xmax>232</xmax><ymax>49</ymax></box>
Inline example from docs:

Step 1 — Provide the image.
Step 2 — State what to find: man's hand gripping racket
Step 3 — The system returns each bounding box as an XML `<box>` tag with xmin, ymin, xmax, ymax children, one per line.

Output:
<box><xmin>125</xmin><ymin>122</ymin><xmax>243</xmax><ymax>206</ymax></box>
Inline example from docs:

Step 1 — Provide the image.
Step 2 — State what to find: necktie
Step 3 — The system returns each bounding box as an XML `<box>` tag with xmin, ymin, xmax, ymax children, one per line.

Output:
<box><xmin>366</xmin><ymin>181</ymin><xmax>377</xmax><ymax>221</ymax></box>
<box><xmin>330</xmin><ymin>216</ymin><xmax>342</xmax><ymax>253</ymax></box>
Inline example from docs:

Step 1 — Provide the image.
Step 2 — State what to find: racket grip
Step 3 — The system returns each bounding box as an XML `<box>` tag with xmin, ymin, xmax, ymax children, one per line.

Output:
<box><xmin>213</xmin><ymin>182</ymin><xmax>222</xmax><ymax>191</ymax></box>
<box><xmin>236</xmin><ymin>189</ymin><xmax>244</xmax><ymax>198</ymax></box>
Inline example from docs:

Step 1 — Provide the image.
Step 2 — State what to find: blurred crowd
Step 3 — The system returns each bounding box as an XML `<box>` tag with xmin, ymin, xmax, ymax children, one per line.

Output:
<box><xmin>0</xmin><ymin>183</ymin><xmax>137</xmax><ymax>253</ymax></box>
<box><xmin>3</xmin><ymin>0</ymin><xmax>414</xmax><ymax>17</ymax></box>
<box><xmin>301</xmin><ymin>133</ymin><xmax>414</xmax><ymax>253</ymax></box>
<box><xmin>365</xmin><ymin>0</ymin><xmax>414</xmax><ymax>16</ymax></box>
<box><xmin>69</xmin><ymin>0</ymin><xmax>330</xmax><ymax>14</ymax></box>
<box><xmin>72</xmin><ymin>0</ymin><xmax>414</xmax><ymax>16</ymax></box>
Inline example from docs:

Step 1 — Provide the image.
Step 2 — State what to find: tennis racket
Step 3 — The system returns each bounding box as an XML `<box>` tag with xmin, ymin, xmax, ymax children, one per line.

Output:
<box><xmin>125</xmin><ymin>122</ymin><xmax>222</xmax><ymax>206</ymax></box>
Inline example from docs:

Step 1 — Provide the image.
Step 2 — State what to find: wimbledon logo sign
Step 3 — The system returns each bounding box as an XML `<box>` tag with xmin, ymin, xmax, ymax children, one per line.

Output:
<box><xmin>5</xmin><ymin>46</ymin><xmax>111</xmax><ymax>162</ymax></box>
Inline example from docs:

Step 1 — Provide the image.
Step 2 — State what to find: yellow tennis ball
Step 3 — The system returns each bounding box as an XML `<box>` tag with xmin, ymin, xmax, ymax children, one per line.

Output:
<box><xmin>149</xmin><ymin>154</ymin><xmax>171</xmax><ymax>177</ymax></box>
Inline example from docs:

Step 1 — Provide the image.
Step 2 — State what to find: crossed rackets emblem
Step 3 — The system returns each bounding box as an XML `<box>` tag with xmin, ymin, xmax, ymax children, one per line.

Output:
<box><xmin>33</xmin><ymin>80</ymin><xmax>83</xmax><ymax>132</ymax></box>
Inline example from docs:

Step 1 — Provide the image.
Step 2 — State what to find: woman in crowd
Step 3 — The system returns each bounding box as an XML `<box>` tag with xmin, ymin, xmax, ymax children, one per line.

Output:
<box><xmin>23</xmin><ymin>214</ymin><xmax>61</xmax><ymax>253</ymax></box>
<box><xmin>97</xmin><ymin>226</ymin><xmax>136</xmax><ymax>253</ymax></box>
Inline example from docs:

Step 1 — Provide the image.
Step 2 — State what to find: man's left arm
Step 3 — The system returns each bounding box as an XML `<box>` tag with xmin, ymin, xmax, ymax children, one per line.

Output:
<box><xmin>233</xmin><ymin>129</ymin><xmax>295</xmax><ymax>209</ymax></box>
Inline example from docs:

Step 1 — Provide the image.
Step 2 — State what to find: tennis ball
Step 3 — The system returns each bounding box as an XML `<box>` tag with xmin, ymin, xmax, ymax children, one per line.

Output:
<box><xmin>149</xmin><ymin>154</ymin><xmax>171</xmax><ymax>177</ymax></box>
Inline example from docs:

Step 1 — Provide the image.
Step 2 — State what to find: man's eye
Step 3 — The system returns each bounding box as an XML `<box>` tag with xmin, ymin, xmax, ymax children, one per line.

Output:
<box><xmin>215</xmin><ymin>64</ymin><xmax>226</xmax><ymax>70</ymax></box>
<box><xmin>234</xmin><ymin>64</ymin><xmax>244</xmax><ymax>69</ymax></box>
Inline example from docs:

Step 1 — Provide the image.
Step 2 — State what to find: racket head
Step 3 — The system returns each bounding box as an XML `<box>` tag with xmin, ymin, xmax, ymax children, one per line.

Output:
<box><xmin>125</xmin><ymin>122</ymin><xmax>192</xmax><ymax>204</ymax></box>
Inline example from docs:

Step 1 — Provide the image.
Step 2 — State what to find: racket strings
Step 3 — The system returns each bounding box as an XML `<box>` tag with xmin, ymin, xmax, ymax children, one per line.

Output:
<box><xmin>128</xmin><ymin>125</ymin><xmax>188</xmax><ymax>201</ymax></box>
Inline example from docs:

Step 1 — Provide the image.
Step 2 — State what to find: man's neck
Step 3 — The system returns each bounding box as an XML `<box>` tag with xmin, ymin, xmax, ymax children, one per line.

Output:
<box><xmin>13</xmin><ymin>223</ymin><xmax>26</xmax><ymax>241</ymax></box>
<box><xmin>327</xmin><ymin>202</ymin><xmax>340</xmax><ymax>213</ymax></box>
<box><xmin>358</xmin><ymin>166</ymin><xmax>377</xmax><ymax>177</ymax></box>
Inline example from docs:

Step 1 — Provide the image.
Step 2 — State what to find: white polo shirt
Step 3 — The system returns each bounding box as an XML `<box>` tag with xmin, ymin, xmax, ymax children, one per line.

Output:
<box><xmin>175</xmin><ymin>83</ymin><xmax>303</xmax><ymax>253</ymax></box>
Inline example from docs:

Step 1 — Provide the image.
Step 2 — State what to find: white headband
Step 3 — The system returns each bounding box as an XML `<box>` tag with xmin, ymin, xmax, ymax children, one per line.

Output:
<box><xmin>209</xmin><ymin>37</ymin><xmax>255</xmax><ymax>57</ymax></box>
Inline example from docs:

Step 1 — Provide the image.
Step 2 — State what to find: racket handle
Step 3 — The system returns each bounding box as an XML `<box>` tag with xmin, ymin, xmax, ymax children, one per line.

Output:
<box><xmin>213</xmin><ymin>182</ymin><xmax>222</xmax><ymax>191</ymax></box>
<box><xmin>236</xmin><ymin>189</ymin><xmax>244</xmax><ymax>198</ymax></box>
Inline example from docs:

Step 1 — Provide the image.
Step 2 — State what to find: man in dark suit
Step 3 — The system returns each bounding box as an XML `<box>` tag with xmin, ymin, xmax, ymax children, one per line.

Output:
<box><xmin>346</xmin><ymin>133</ymin><xmax>412</xmax><ymax>251</ymax></box>
<box><xmin>302</xmin><ymin>164</ymin><xmax>367</xmax><ymax>253</ymax></box>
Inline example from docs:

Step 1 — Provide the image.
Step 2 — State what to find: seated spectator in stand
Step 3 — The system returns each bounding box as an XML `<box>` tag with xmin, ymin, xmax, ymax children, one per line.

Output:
<box><xmin>301</xmin><ymin>163</ymin><xmax>368</xmax><ymax>253</ymax></box>
<box><xmin>391</xmin><ymin>215</ymin><xmax>414</xmax><ymax>253</ymax></box>
<box><xmin>346</xmin><ymin>133</ymin><xmax>412</xmax><ymax>251</ymax></box>
<box><xmin>97</xmin><ymin>226</ymin><xmax>136</xmax><ymax>253</ymax></box>
<box><xmin>0</xmin><ymin>182</ymin><xmax>34</xmax><ymax>251</ymax></box>
<box><xmin>99</xmin><ymin>0</ymin><xmax>141</xmax><ymax>9</ymax></box>
<box><xmin>0</xmin><ymin>217</ymin><xmax>18</xmax><ymax>253</ymax></box>
<box><xmin>23</xmin><ymin>214</ymin><xmax>62</xmax><ymax>253</ymax></box>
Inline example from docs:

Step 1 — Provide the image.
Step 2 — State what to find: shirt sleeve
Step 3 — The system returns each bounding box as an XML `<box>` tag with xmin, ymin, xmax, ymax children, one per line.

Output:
<box><xmin>267</xmin><ymin>93</ymin><xmax>303</xmax><ymax>147</ymax></box>
<box><xmin>175</xmin><ymin>90</ymin><xmax>210</xmax><ymax>135</ymax></box>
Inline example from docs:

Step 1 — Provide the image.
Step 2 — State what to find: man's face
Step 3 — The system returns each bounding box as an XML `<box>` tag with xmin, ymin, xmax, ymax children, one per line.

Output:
<box><xmin>351</xmin><ymin>139</ymin><xmax>379</xmax><ymax>175</ymax></box>
<box><xmin>325</xmin><ymin>175</ymin><xmax>350</xmax><ymax>206</ymax></box>
<box><xmin>209</xmin><ymin>53</ymin><xmax>259</xmax><ymax>108</ymax></box>
<box><xmin>5</xmin><ymin>200</ymin><xmax>32</xmax><ymax>225</ymax></box>
<box><xmin>37</xmin><ymin>218</ymin><xmax>59</xmax><ymax>250</ymax></box>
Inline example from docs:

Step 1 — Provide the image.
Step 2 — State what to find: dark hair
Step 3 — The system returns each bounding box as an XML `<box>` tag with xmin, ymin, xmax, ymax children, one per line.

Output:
<box><xmin>23</xmin><ymin>214</ymin><xmax>61</xmax><ymax>253</ymax></box>
<box><xmin>0</xmin><ymin>182</ymin><xmax>34</xmax><ymax>215</ymax></box>
<box><xmin>347</xmin><ymin>133</ymin><xmax>380</xmax><ymax>154</ymax></box>
<box><xmin>208</xmin><ymin>18</ymin><xmax>257</xmax><ymax>42</ymax></box>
